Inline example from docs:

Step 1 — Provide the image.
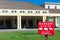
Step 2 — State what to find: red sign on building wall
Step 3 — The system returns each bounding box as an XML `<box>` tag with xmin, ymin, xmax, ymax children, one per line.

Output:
<box><xmin>38</xmin><ymin>22</ymin><xmax>54</xmax><ymax>36</ymax></box>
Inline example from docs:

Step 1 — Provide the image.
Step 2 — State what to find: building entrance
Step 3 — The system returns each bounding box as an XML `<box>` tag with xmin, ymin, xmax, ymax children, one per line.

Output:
<box><xmin>6</xmin><ymin>20</ymin><xmax>11</xmax><ymax>29</ymax></box>
<box><xmin>21</xmin><ymin>16</ymin><xmax>43</xmax><ymax>29</ymax></box>
<box><xmin>0</xmin><ymin>16</ymin><xmax>17</xmax><ymax>29</ymax></box>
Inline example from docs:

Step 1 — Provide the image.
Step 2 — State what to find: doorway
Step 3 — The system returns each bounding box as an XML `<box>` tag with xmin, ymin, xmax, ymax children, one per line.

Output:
<box><xmin>21</xmin><ymin>16</ymin><xmax>43</xmax><ymax>29</ymax></box>
<box><xmin>6</xmin><ymin>20</ymin><xmax>11</xmax><ymax>29</ymax></box>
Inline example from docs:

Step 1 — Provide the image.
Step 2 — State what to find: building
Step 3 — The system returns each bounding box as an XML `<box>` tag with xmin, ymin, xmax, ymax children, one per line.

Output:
<box><xmin>0</xmin><ymin>1</ymin><xmax>60</xmax><ymax>29</ymax></box>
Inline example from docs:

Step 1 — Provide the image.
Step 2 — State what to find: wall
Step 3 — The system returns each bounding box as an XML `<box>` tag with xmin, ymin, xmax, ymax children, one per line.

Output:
<box><xmin>45</xmin><ymin>4</ymin><xmax>60</xmax><ymax>9</ymax></box>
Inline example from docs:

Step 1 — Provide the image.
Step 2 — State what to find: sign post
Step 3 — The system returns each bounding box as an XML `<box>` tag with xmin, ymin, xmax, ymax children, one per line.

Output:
<box><xmin>38</xmin><ymin>22</ymin><xmax>54</xmax><ymax>40</ymax></box>
<box><xmin>45</xmin><ymin>35</ymin><xmax>48</xmax><ymax>40</ymax></box>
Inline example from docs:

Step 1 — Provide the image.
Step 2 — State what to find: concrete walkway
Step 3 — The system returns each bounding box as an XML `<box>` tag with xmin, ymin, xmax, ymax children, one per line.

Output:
<box><xmin>0</xmin><ymin>28</ymin><xmax>59</xmax><ymax>32</ymax></box>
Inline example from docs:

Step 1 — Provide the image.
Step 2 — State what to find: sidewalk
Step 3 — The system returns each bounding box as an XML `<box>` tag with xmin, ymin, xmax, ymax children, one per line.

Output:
<box><xmin>0</xmin><ymin>28</ymin><xmax>59</xmax><ymax>32</ymax></box>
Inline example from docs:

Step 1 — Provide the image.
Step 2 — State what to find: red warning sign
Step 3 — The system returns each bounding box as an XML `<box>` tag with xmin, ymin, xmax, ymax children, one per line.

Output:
<box><xmin>38</xmin><ymin>22</ymin><xmax>54</xmax><ymax>36</ymax></box>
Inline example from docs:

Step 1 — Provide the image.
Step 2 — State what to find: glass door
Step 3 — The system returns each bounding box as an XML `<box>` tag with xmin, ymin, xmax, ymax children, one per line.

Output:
<box><xmin>0</xmin><ymin>21</ymin><xmax>4</xmax><ymax>29</ymax></box>
<box><xmin>6</xmin><ymin>20</ymin><xmax>11</xmax><ymax>29</ymax></box>
<box><xmin>28</xmin><ymin>20</ymin><xmax>33</xmax><ymax>28</ymax></box>
<box><xmin>21</xmin><ymin>20</ymin><xmax>26</xmax><ymax>28</ymax></box>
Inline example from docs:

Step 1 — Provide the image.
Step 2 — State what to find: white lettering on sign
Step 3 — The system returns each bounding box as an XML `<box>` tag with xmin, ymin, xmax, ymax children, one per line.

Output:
<box><xmin>39</xmin><ymin>23</ymin><xmax>53</xmax><ymax>25</ymax></box>
<box><xmin>39</xmin><ymin>28</ymin><xmax>53</xmax><ymax>30</ymax></box>
<box><xmin>49</xmin><ymin>28</ymin><xmax>53</xmax><ymax>30</ymax></box>
<box><xmin>38</xmin><ymin>22</ymin><xmax>54</xmax><ymax>35</ymax></box>
<box><xmin>44</xmin><ymin>28</ymin><xmax>48</xmax><ymax>30</ymax></box>
<box><xmin>39</xmin><ymin>28</ymin><xmax>43</xmax><ymax>30</ymax></box>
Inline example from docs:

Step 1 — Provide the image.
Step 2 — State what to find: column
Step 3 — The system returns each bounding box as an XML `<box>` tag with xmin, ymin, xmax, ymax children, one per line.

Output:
<box><xmin>19</xmin><ymin>16</ymin><xmax>21</xmax><ymax>29</ymax></box>
<box><xmin>53</xmin><ymin>17</ymin><xmax>56</xmax><ymax>28</ymax></box>
<box><xmin>17</xmin><ymin>16</ymin><xmax>21</xmax><ymax>29</ymax></box>
<box><xmin>55</xmin><ymin>17</ymin><xmax>57</xmax><ymax>27</ymax></box>
<box><xmin>43</xmin><ymin>16</ymin><xmax>46</xmax><ymax>22</ymax></box>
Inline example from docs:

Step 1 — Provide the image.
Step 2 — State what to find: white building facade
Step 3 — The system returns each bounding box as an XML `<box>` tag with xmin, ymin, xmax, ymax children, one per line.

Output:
<box><xmin>45</xmin><ymin>2</ymin><xmax>60</xmax><ymax>9</ymax></box>
<box><xmin>0</xmin><ymin>2</ymin><xmax>59</xmax><ymax>29</ymax></box>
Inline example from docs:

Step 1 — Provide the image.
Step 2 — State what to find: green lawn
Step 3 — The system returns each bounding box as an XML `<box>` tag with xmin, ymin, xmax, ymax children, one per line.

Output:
<box><xmin>0</xmin><ymin>30</ymin><xmax>60</xmax><ymax>40</ymax></box>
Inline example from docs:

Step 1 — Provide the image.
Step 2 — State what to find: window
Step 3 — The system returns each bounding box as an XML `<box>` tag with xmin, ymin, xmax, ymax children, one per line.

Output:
<box><xmin>21</xmin><ymin>20</ymin><xmax>26</xmax><ymax>28</ymax></box>
<box><xmin>48</xmin><ymin>6</ymin><xmax>50</xmax><ymax>9</ymax></box>
<box><xmin>28</xmin><ymin>11</ymin><xmax>33</xmax><ymax>13</ymax></box>
<box><xmin>28</xmin><ymin>20</ymin><xmax>33</xmax><ymax>28</ymax></box>
<box><xmin>55</xmin><ymin>6</ymin><xmax>57</xmax><ymax>9</ymax></box>
<box><xmin>48</xmin><ymin>17</ymin><xmax>53</xmax><ymax>22</ymax></box>
<box><xmin>11</xmin><ymin>11</ymin><xmax>16</xmax><ymax>13</ymax></box>
<box><xmin>44</xmin><ymin>11</ymin><xmax>47</xmax><ymax>13</ymax></box>
<box><xmin>43</xmin><ymin>11</ymin><xmax>45</xmax><ymax>13</ymax></box>
<box><xmin>36</xmin><ymin>11</ymin><xmax>40</xmax><ymax>13</ymax></box>
<box><xmin>46</xmin><ymin>16</ymin><xmax>53</xmax><ymax>22</ymax></box>
<box><xmin>57</xmin><ymin>18</ymin><xmax>60</xmax><ymax>24</ymax></box>
<box><xmin>20</xmin><ymin>11</ymin><xmax>22</xmax><ymax>13</ymax></box>
<box><xmin>23</xmin><ymin>11</ymin><xmax>25</xmax><ymax>13</ymax></box>
<box><xmin>20</xmin><ymin>11</ymin><xmax>25</xmax><ymax>13</ymax></box>
<box><xmin>57</xmin><ymin>18</ymin><xmax>60</xmax><ymax>26</ymax></box>
<box><xmin>0</xmin><ymin>21</ymin><xmax>4</xmax><ymax>28</ymax></box>
<box><xmin>43</xmin><ymin>11</ymin><xmax>47</xmax><ymax>13</ymax></box>
<box><xmin>2</xmin><ymin>10</ymin><xmax>8</xmax><ymax>13</ymax></box>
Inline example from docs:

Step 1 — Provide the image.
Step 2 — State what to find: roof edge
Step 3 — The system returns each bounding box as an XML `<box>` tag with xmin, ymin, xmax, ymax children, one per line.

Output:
<box><xmin>44</xmin><ymin>2</ymin><xmax>60</xmax><ymax>5</ymax></box>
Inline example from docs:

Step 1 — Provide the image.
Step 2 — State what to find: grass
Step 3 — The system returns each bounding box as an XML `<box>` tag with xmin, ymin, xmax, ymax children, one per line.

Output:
<box><xmin>0</xmin><ymin>30</ymin><xmax>59</xmax><ymax>40</ymax></box>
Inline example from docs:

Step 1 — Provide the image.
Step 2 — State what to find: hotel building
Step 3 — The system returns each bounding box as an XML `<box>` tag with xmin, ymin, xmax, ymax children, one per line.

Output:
<box><xmin>0</xmin><ymin>2</ymin><xmax>60</xmax><ymax>29</ymax></box>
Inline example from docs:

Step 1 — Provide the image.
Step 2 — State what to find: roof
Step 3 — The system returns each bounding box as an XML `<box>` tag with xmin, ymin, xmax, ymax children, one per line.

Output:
<box><xmin>45</xmin><ymin>2</ymin><xmax>60</xmax><ymax>5</ymax></box>
<box><xmin>0</xmin><ymin>1</ymin><xmax>60</xmax><ymax>13</ymax></box>
<box><xmin>0</xmin><ymin>1</ymin><xmax>46</xmax><ymax>10</ymax></box>
<box><xmin>42</xmin><ymin>2</ymin><xmax>60</xmax><ymax>13</ymax></box>
<box><xmin>49</xmin><ymin>9</ymin><xmax>60</xmax><ymax>13</ymax></box>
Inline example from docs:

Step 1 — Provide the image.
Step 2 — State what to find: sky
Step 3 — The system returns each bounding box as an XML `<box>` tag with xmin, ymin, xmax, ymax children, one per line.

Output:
<box><xmin>5</xmin><ymin>0</ymin><xmax>60</xmax><ymax>5</ymax></box>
